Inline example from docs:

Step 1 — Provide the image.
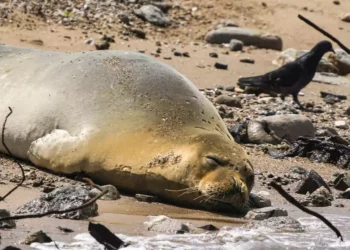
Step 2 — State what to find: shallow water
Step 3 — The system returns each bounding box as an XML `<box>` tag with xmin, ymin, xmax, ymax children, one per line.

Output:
<box><xmin>31</xmin><ymin>215</ymin><xmax>350</xmax><ymax>250</ymax></box>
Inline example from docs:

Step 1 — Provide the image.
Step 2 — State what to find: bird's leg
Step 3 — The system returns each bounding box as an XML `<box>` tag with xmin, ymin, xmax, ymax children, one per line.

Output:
<box><xmin>292</xmin><ymin>93</ymin><xmax>304</xmax><ymax>109</ymax></box>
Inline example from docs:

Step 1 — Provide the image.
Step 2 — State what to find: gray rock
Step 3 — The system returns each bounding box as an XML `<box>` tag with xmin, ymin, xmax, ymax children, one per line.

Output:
<box><xmin>273</xmin><ymin>48</ymin><xmax>338</xmax><ymax>73</ymax></box>
<box><xmin>245</xmin><ymin>207</ymin><xmax>288</xmax><ymax>220</ymax></box>
<box><xmin>247</xmin><ymin>114</ymin><xmax>315</xmax><ymax>145</ymax></box>
<box><xmin>229</xmin><ymin>39</ymin><xmax>243</xmax><ymax>51</ymax></box>
<box><xmin>134</xmin><ymin>5</ymin><xmax>171</xmax><ymax>27</ymax></box>
<box><xmin>0</xmin><ymin>209</ymin><xmax>16</xmax><ymax>229</ymax></box>
<box><xmin>328</xmin><ymin>49</ymin><xmax>350</xmax><ymax>76</ymax></box>
<box><xmin>295</xmin><ymin>170</ymin><xmax>330</xmax><ymax>195</ymax></box>
<box><xmin>249</xmin><ymin>191</ymin><xmax>272</xmax><ymax>208</ymax></box>
<box><xmin>214</xmin><ymin>95</ymin><xmax>242</xmax><ymax>108</ymax></box>
<box><xmin>309</xmin><ymin>186</ymin><xmax>332</xmax><ymax>207</ymax></box>
<box><xmin>144</xmin><ymin>215</ymin><xmax>193</xmax><ymax>233</ymax></box>
<box><xmin>345</xmin><ymin>107</ymin><xmax>350</xmax><ymax>116</ymax></box>
<box><xmin>334</xmin><ymin>173</ymin><xmax>350</xmax><ymax>191</ymax></box>
<box><xmin>342</xmin><ymin>188</ymin><xmax>350</xmax><ymax>199</ymax></box>
<box><xmin>205</xmin><ymin>27</ymin><xmax>282</xmax><ymax>50</ymax></box>
<box><xmin>341</xmin><ymin>13</ymin><xmax>350</xmax><ymax>22</ymax></box>
<box><xmin>95</xmin><ymin>41</ymin><xmax>110</xmax><ymax>50</ymax></box>
<box><xmin>15</xmin><ymin>185</ymin><xmax>98</xmax><ymax>220</ymax></box>
<box><xmin>89</xmin><ymin>185</ymin><xmax>120</xmax><ymax>201</ymax></box>
<box><xmin>244</xmin><ymin>216</ymin><xmax>304</xmax><ymax>232</ymax></box>
<box><xmin>312</xmin><ymin>72</ymin><xmax>350</xmax><ymax>86</ymax></box>
<box><xmin>23</xmin><ymin>231</ymin><xmax>52</xmax><ymax>245</ymax></box>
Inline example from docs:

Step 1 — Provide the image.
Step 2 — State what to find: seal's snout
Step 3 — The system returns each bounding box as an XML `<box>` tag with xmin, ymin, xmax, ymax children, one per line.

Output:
<box><xmin>198</xmin><ymin>168</ymin><xmax>249</xmax><ymax>207</ymax></box>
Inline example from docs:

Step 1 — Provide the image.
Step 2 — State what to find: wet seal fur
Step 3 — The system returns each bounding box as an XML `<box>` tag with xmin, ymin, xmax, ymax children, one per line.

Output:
<box><xmin>0</xmin><ymin>45</ymin><xmax>254</xmax><ymax>213</ymax></box>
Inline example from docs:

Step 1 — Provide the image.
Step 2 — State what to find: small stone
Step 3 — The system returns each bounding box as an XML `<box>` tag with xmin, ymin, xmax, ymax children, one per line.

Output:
<box><xmin>214</xmin><ymin>62</ymin><xmax>228</xmax><ymax>70</ymax></box>
<box><xmin>214</xmin><ymin>95</ymin><xmax>242</xmax><ymax>108</ymax></box>
<box><xmin>209</xmin><ymin>52</ymin><xmax>218</xmax><ymax>58</ymax></box>
<box><xmin>42</xmin><ymin>185</ymin><xmax>55</xmax><ymax>193</ymax></box>
<box><xmin>198</xmin><ymin>224</ymin><xmax>219</xmax><ymax>231</ymax></box>
<box><xmin>30</xmin><ymin>39</ymin><xmax>44</xmax><ymax>46</ymax></box>
<box><xmin>0</xmin><ymin>209</ymin><xmax>16</xmax><ymax>229</ymax></box>
<box><xmin>309</xmin><ymin>186</ymin><xmax>333</xmax><ymax>207</ymax></box>
<box><xmin>57</xmin><ymin>226</ymin><xmax>74</xmax><ymax>233</ymax></box>
<box><xmin>144</xmin><ymin>215</ymin><xmax>193</xmax><ymax>233</ymax></box>
<box><xmin>344</xmin><ymin>107</ymin><xmax>350</xmax><ymax>116</ymax></box>
<box><xmin>33</xmin><ymin>178</ymin><xmax>43</xmax><ymax>187</ymax></box>
<box><xmin>90</xmin><ymin>185</ymin><xmax>120</xmax><ymax>201</ymax></box>
<box><xmin>229</xmin><ymin>39</ymin><xmax>243</xmax><ymax>51</ymax></box>
<box><xmin>135</xmin><ymin>194</ymin><xmax>160</xmax><ymax>203</ymax></box>
<box><xmin>130</xmin><ymin>29</ymin><xmax>146</xmax><ymax>39</ymax></box>
<box><xmin>267</xmin><ymin>173</ymin><xmax>274</xmax><ymax>178</ymax></box>
<box><xmin>245</xmin><ymin>207</ymin><xmax>288</xmax><ymax>220</ymax></box>
<box><xmin>249</xmin><ymin>191</ymin><xmax>272</xmax><ymax>208</ymax></box>
<box><xmin>182</xmin><ymin>52</ymin><xmax>190</xmax><ymax>57</ymax></box>
<box><xmin>225</xmin><ymin>86</ymin><xmax>235</xmax><ymax>92</ymax></box>
<box><xmin>333</xmin><ymin>0</ymin><xmax>340</xmax><ymax>5</ymax></box>
<box><xmin>95</xmin><ymin>41</ymin><xmax>110</xmax><ymax>50</ymax></box>
<box><xmin>335</xmin><ymin>120</ymin><xmax>348</xmax><ymax>129</ymax></box>
<box><xmin>174</xmin><ymin>51</ymin><xmax>182</xmax><ymax>57</ymax></box>
<box><xmin>341</xmin><ymin>13</ymin><xmax>350</xmax><ymax>22</ymax></box>
<box><xmin>342</xmin><ymin>188</ymin><xmax>350</xmax><ymax>199</ymax></box>
<box><xmin>24</xmin><ymin>231</ymin><xmax>52</xmax><ymax>245</ymax></box>
<box><xmin>240</xmin><ymin>58</ymin><xmax>255</xmax><ymax>64</ymax></box>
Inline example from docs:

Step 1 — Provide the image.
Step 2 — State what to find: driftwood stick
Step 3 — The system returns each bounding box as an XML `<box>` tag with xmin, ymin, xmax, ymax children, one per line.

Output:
<box><xmin>0</xmin><ymin>189</ymin><xmax>108</xmax><ymax>222</ymax></box>
<box><xmin>298</xmin><ymin>14</ymin><xmax>350</xmax><ymax>54</ymax></box>
<box><xmin>270</xmin><ymin>181</ymin><xmax>343</xmax><ymax>241</ymax></box>
<box><xmin>0</xmin><ymin>107</ymin><xmax>26</xmax><ymax>201</ymax></box>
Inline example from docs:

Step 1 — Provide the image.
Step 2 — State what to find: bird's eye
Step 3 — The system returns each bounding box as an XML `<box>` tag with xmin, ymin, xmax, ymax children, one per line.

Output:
<box><xmin>206</xmin><ymin>156</ymin><xmax>225</xmax><ymax>166</ymax></box>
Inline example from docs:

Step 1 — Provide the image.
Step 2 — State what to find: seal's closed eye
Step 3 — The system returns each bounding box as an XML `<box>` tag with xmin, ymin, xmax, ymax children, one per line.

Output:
<box><xmin>206</xmin><ymin>156</ymin><xmax>227</xmax><ymax>166</ymax></box>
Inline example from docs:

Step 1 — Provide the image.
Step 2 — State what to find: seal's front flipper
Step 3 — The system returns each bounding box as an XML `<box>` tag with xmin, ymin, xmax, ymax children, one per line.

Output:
<box><xmin>27</xmin><ymin>129</ymin><xmax>92</xmax><ymax>174</ymax></box>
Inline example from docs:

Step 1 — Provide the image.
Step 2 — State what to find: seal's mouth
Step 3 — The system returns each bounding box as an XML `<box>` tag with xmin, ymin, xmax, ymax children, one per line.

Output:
<box><xmin>197</xmin><ymin>169</ymin><xmax>250</xmax><ymax>213</ymax></box>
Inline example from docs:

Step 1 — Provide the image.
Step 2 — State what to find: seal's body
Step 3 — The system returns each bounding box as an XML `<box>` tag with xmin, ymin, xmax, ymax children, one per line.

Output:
<box><xmin>0</xmin><ymin>45</ymin><xmax>254</xmax><ymax>212</ymax></box>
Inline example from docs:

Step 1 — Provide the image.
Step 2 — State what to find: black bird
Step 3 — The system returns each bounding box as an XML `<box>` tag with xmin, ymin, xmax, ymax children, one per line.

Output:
<box><xmin>237</xmin><ymin>40</ymin><xmax>335</xmax><ymax>108</ymax></box>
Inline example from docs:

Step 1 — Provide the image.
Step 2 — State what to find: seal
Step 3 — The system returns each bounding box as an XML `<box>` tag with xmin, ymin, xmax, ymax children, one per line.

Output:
<box><xmin>0</xmin><ymin>45</ymin><xmax>254</xmax><ymax>212</ymax></box>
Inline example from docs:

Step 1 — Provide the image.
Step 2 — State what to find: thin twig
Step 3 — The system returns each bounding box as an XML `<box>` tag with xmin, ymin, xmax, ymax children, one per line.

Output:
<box><xmin>0</xmin><ymin>107</ymin><xmax>26</xmax><ymax>202</ymax></box>
<box><xmin>298</xmin><ymin>14</ymin><xmax>350</xmax><ymax>54</ymax></box>
<box><xmin>0</xmin><ymin>189</ymin><xmax>108</xmax><ymax>222</ymax></box>
<box><xmin>270</xmin><ymin>181</ymin><xmax>344</xmax><ymax>241</ymax></box>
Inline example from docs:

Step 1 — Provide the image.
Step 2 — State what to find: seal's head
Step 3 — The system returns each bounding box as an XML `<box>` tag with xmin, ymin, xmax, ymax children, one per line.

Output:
<box><xmin>179</xmin><ymin>131</ymin><xmax>254</xmax><ymax>212</ymax></box>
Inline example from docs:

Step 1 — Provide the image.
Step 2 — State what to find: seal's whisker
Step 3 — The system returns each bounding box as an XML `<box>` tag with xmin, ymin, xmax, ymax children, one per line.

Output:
<box><xmin>165</xmin><ymin>187</ymin><xmax>194</xmax><ymax>192</ymax></box>
<box><xmin>178</xmin><ymin>188</ymin><xmax>199</xmax><ymax>197</ymax></box>
<box><xmin>194</xmin><ymin>194</ymin><xmax>208</xmax><ymax>201</ymax></box>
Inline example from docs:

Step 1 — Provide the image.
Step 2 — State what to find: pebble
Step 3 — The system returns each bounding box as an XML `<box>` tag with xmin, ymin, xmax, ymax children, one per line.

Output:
<box><xmin>209</xmin><ymin>52</ymin><xmax>218</xmax><ymax>58</ymax></box>
<box><xmin>240</xmin><ymin>58</ymin><xmax>255</xmax><ymax>64</ymax></box>
<box><xmin>23</xmin><ymin>231</ymin><xmax>52</xmax><ymax>245</ymax></box>
<box><xmin>214</xmin><ymin>62</ymin><xmax>228</xmax><ymax>70</ymax></box>
<box><xmin>144</xmin><ymin>216</ymin><xmax>193</xmax><ymax>233</ymax></box>
<box><xmin>342</xmin><ymin>188</ymin><xmax>350</xmax><ymax>199</ymax></box>
<box><xmin>334</xmin><ymin>120</ymin><xmax>348</xmax><ymax>129</ymax></box>
<box><xmin>0</xmin><ymin>209</ymin><xmax>16</xmax><ymax>229</ymax></box>
<box><xmin>229</xmin><ymin>39</ymin><xmax>243</xmax><ymax>51</ymax></box>
<box><xmin>90</xmin><ymin>185</ymin><xmax>121</xmax><ymax>200</ymax></box>
<box><xmin>214</xmin><ymin>95</ymin><xmax>242</xmax><ymax>108</ymax></box>
<box><xmin>245</xmin><ymin>207</ymin><xmax>288</xmax><ymax>220</ymax></box>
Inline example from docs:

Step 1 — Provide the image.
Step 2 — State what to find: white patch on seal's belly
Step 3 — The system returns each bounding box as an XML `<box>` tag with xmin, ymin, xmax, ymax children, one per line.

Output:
<box><xmin>27</xmin><ymin>127</ymin><xmax>96</xmax><ymax>173</ymax></box>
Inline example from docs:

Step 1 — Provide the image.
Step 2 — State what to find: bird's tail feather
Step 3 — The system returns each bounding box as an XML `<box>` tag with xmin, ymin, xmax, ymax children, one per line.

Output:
<box><xmin>237</xmin><ymin>75</ymin><xmax>265</xmax><ymax>88</ymax></box>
